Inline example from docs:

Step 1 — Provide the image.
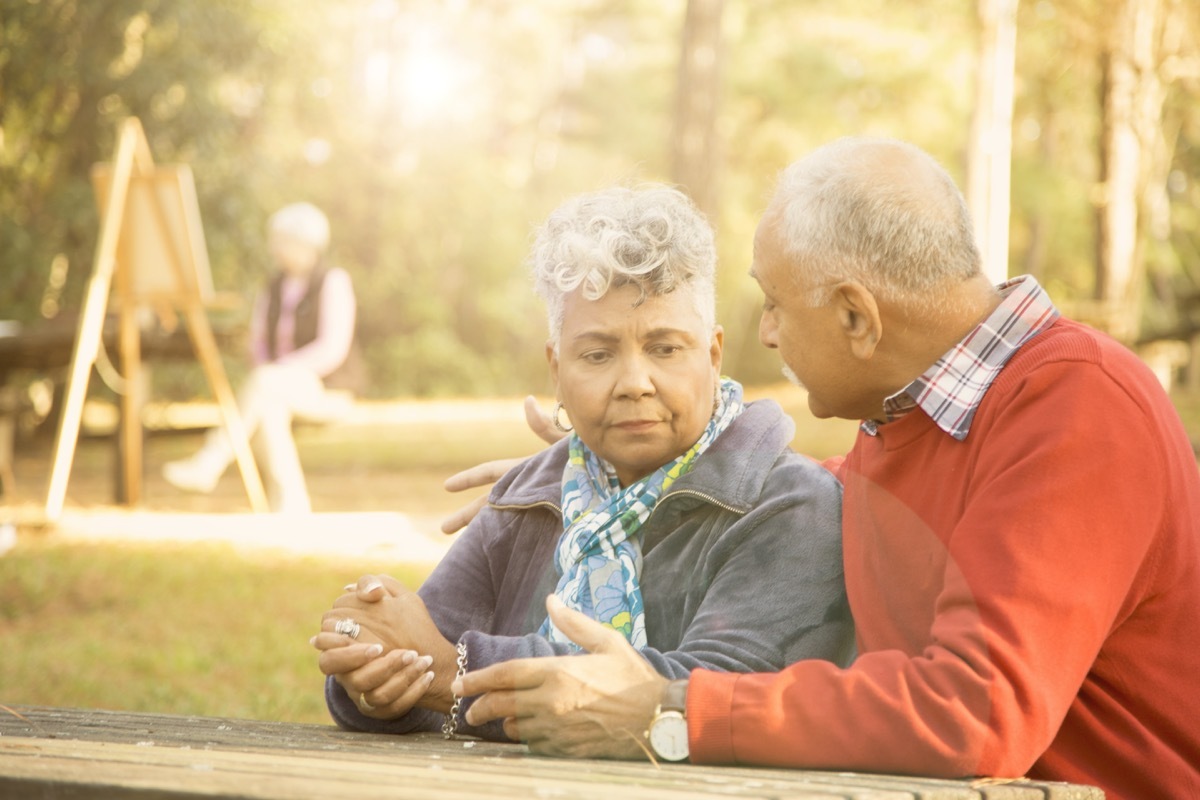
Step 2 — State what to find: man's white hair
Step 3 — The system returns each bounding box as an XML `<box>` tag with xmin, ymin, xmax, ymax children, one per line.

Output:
<box><xmin>530</xmin><ymin>184</ymin><xmax>717</xmax><ymax>345</ymax></box>
<box><xmin>769</xmin><ymin>137</ymin><xmax>982</xmax><ymax>307</ymax></box>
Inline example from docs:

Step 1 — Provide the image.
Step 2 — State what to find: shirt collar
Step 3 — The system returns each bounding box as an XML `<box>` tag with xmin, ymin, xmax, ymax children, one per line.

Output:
<box><xmin>862</xmin><ymin>274</ymin><xmax>1060</xmax><ymax>441</ymax></box>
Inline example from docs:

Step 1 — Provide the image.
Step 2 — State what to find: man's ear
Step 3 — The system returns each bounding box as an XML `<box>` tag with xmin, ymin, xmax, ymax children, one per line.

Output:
<box><xmin>831</xmin><ymin>281</ymin><xmax>882</xmax><ymax>360</ymax></box>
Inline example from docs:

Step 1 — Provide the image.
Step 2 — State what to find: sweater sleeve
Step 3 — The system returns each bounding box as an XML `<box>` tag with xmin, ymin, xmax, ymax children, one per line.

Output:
<box><xmin>688</xmin><ymin>357</ymin><xmax>1170</xmax><ymax>776</ymax></box>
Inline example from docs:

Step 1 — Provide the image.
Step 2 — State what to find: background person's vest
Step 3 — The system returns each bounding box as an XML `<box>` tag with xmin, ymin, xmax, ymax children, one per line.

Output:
<box><xmin>265</xmin><ymin>267</ymin><xmax>366</xmax><ymax>393</ymax></box>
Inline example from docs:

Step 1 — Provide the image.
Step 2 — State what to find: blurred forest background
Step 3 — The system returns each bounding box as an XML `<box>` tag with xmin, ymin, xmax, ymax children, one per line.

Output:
<box><xmin>3</xmin><ymin>0</ymin><xmax>1200</xmax><ymax>399</ymax></box>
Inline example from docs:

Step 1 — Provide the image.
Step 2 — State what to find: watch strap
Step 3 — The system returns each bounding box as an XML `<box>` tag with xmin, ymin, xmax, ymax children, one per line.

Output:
<box><xmin>660</xmin><ymin>678</ymin><xmax>688</xmax><ymax>715</ymax></box>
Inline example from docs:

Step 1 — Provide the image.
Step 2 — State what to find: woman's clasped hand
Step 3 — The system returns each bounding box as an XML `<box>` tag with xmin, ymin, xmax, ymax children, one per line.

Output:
<box><xmin>312</xmin><ymin>575</ymin><xmax>458</xmax><ymax>719</ymax></box>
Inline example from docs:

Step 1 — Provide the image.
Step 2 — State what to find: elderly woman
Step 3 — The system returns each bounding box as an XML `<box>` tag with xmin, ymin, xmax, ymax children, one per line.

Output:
<box><xmin>311</xmin><ymin>185</ymin><xmax>852</xmax><ymax>745</ymax></box>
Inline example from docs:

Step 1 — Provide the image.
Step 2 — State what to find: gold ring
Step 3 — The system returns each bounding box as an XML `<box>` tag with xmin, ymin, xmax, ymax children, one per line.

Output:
<box><xmin>358</xmin><ymin>692</ymin><xmax>376</xmax><ymax>712</ymax></box>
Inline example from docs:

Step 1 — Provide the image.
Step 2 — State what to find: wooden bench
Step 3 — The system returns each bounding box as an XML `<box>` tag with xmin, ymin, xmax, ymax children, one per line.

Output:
<box><xmin>0</xmin><ymin>706</ymin><xmax>1104</xmax><ymax>799</ymax></box>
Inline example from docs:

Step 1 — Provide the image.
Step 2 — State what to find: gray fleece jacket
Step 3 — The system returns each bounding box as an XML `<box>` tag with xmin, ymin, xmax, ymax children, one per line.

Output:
<box><xmin>326</xmin><ymin>399</ymin><xmax>854</xmax><ymax>739</ymax></box>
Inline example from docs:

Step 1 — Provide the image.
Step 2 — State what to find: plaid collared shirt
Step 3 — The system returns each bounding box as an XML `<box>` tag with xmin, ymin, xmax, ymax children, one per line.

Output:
<box><xmin>862</xmin><ymin>275</ymin><xmax>1060</xmax><ymax>441</ymax></box>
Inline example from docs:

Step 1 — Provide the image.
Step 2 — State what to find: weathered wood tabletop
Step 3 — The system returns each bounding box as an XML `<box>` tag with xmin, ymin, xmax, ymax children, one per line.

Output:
<box><xmin>0</xmin><ymin>706</ymin><xmax>1103</xmax><ymax>799</ymax></box>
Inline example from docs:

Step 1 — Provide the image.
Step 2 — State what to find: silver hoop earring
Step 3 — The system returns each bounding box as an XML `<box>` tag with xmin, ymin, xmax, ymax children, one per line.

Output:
<box><xmin>553</xmin><ymin>401</ymin><xmax>574</xmax><ymax>433</ymax></box>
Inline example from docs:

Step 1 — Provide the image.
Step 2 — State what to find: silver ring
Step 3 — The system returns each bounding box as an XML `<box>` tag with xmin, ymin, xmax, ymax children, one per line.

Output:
<box><xmin>358</xmin><ymin>692</ymin><xmax>376</xmax><ymax>712</ymax></box>
<box><xmin>334</xmin><ymin>618</ymin><xmax>361</xmax><ymax>639</ymax></box>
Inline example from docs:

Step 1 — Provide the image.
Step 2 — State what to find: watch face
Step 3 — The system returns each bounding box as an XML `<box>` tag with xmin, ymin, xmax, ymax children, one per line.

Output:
<box><xmin>649</xmin><ymin>712</ymin><xmax>689</xmax><ymax>761</ymax></box>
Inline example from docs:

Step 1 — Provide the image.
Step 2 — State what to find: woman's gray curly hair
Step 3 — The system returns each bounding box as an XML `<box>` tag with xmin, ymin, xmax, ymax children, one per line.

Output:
<box><xmin>530</xmin><ymin>184</ymin><xmax>717</xmax><ymax>346</ymax></box>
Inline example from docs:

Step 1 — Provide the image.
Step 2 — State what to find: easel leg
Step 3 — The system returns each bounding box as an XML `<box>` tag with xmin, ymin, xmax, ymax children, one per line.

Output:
<box><xmin>182</xmin><ymin>302</ymin><xmax>268</xmax><ymax>513</ymax></box>
<box><xmin>116</xmin><ymin>256</ymin><xmax>144</xmax><ymax>505</ymax></box>
<box><xmin>44</xmin><ymin>122</ymin><xmax>142</xmax><ymax>521</ymax></box>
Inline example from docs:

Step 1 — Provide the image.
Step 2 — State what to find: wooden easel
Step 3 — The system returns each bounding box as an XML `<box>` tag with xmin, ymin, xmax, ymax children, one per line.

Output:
<box><xmin>44</xmin><ymin>117</ymin><xmax>268</xmax><ymax>520</ymax></box>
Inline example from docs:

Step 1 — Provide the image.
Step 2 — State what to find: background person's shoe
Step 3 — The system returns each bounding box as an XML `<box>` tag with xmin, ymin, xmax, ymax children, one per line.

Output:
<box><xmin>163</xmin><ymin>455</ymin><xmax>223</xmax><ymax>494</ymax></box>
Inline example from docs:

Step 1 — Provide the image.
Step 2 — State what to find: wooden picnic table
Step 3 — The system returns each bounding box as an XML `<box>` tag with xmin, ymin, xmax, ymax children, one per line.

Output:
<box><xmin>0</xmin><ymin>705</ymin><xmax>1103</xmax><ymax>799</ymax></box>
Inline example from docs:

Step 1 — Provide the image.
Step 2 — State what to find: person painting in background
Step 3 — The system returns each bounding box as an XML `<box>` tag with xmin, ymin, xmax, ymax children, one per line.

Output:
<box><xmin>310</xmin><ymin>185</ymin><xmax>854</xmax><ymax>749</ymax></box>
<box><xmin>449</xmin><ymin>139</ymin><xmax>1200</xmax><ymax>799</ymax></box>
<box><xmin>164</xmin><ymin>202</ymin><xmax>362</xmax><ymax>513</ymax></box>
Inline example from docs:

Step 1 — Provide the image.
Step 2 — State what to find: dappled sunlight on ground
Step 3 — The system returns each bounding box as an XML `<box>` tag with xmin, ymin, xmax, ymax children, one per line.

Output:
<box><xmin>41</xmin><ymin>509</ymin><xmax>453</xmax><ymax>565</ymax></box>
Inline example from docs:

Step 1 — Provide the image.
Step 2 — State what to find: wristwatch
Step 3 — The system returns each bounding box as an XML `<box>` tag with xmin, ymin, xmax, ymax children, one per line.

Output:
<box><xmin>646</xmin><ymin>679</ymin><xmax>690</xmax><ymax>762</ymax></box>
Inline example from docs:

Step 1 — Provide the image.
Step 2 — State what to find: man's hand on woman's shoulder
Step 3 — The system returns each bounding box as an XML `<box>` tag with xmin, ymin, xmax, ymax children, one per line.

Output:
<box><xmin>439</xmin><ymin>396</ymin><xmax>564</xmax><ymax>534</ymax></box>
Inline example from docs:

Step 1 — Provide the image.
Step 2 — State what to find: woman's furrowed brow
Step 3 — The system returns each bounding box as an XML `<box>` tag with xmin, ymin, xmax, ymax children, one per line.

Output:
<box><xmin>569</xmin><ymin>327</ymin><xmax>697</xmax><ymax>345</ymax></box>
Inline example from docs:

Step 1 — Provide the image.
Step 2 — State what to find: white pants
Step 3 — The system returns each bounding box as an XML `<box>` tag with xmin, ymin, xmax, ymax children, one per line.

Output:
<box><xmin>196</xmin><ymin>363</ymin><xmax>352</xmax><ymax>511</ymax></box>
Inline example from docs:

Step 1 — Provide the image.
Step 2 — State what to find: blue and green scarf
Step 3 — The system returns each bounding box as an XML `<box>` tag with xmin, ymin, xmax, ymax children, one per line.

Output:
<box><xmin>539</xmin><ymin>377</ymin><xmax>745</xmax><ymax>650</ymax></box>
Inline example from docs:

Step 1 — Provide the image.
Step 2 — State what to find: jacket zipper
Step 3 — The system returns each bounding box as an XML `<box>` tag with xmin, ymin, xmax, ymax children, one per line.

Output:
<box><xmin>491</xmin><ymin>489</ymin><xmax>745</xmax><ymax>525</ymax></box>
<box><xmin>647</xmin><ymin>489</ymin><xmax>745</xmax><ymax>524</ymax></box>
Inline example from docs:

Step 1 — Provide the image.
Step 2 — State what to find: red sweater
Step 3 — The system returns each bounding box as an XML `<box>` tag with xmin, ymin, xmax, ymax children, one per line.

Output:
<box><xmin>688</xmin><ymin>318</ymin><xmax>1200</xmax><ymax>799</ymax></box>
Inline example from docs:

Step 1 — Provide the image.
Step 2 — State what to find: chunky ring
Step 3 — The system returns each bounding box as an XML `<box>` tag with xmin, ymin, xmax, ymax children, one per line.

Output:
<box><xmin>334</xmin><ymin>618</ymin><xmax>361</xmax><ymax>639</ymax></box>
<box><xmin>358</xmin><ymin>692</ymin><xmax>376</xmax><ymax>712</ymax></box>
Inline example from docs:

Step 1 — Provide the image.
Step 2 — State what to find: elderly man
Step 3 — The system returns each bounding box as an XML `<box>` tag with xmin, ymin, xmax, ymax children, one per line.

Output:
<box><xmin>451</xmin><ymin>138</ymin><xmax>1200</xmax><ymax>800</ymax></box>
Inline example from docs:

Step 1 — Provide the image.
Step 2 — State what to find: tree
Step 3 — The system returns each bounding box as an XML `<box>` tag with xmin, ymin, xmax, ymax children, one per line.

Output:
<box><xmin>1095</xmin><ymin>0</ymin><xmax>1199</xmax><ymax>342</ymax></box>
<box><xmin>0</xmin><ymin>1</ymin><xmax>284</xmax><ymax>323</ymax></box>
<box><xmin>670</xmin><ymin>0</ymin><xmax>725</xmax><ymax>220</ymax></box>
<box><xmin>966</xmin><ymin>0</ymin><xmax>1019</xmax><ymax>284</ymax></box>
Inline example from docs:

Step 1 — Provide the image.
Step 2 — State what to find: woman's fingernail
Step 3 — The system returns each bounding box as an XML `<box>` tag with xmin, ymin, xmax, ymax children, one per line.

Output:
<box><xmin>363</xmin><ymin>580</ymin><xmax>384</xmax><ymax>594</ymax></box>
<box><xmin>366</xmin><ymin>643</ymin><xmax>383</xmax><ymax>657</ymax></box>
<box><xmin>451</xmin><ymin>678</ymin><xmax>464</xmax><ymax>695</ymax></box>
<box><xmin>309</xmin><ymin>636</ymin><xmax>317</xmax><ymax>647</ymax></box>
<box><xmin>422</xmin><ymin>671</ymin><xmax>435</xmax><ymax>684</ymax></box>
<box><xmin>343</xmin><ymin>583</ymin><xmax>356</xmax><ymax>592</ymax></box>
<box><xmin>417</xmin><ymin>654</ymin><xmax>434</xmax><ymax>670</ymax></box>
<box><xmin>399</xmin><ymin>650</ymin><xmax>417</xmax><ymax>666</ymax></box>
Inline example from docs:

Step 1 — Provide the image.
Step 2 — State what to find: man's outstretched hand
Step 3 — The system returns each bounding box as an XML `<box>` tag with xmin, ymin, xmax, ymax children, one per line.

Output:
<box><xmin>439</xmin><ymin>396</ymin><xmax>566</xmax><ymax>534</ymax></box>
<box><xmin>452</xmin><ymin>595</ymin><xmax>669</xmax><ymax>760</ymax></box>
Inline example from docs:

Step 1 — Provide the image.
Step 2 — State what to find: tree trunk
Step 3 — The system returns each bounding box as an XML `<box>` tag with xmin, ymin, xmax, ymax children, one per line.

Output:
<box><xmin>670</xmin><ymin>0</ymin><xmax>725</xmax><ymax>220</ymax></box>
<box><xmin>1096</xmin><ymin>0</ymin><xmax>1171</xmax><ymax>343</ymax></box>
<box><xmin>966</xmin><ymin>0</ymin><xmax>1019</xmax><ymax>285</ymax></box>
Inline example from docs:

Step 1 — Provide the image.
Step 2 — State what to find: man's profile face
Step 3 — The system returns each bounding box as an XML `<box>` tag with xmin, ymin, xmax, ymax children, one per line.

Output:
<box><xmin>750</xmin><ymin>219</ymin><xmax>854</xmax><ymax>421</ymax></box>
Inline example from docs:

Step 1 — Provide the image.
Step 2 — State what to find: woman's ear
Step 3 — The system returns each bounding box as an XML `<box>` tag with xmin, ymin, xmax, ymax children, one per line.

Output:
<box><xmin>709</xmin><ymin>325</ymin><xmax>725</xmax><ymax>374</ymax></box>
<box><xmin>545</xmin><ymin>340</ymin><xmax>561</xmax><ymax>394</ymax></box>
<box><xmin>831</xmin><ymin>281</ymin><xmax>882</xmax><ymax>360</ymax></box>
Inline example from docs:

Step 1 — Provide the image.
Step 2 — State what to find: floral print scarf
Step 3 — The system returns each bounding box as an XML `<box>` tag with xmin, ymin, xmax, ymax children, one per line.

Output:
<box><xmin>540</xmin><ymin>378</ymin><xmax>745</xmax><ymax>650</ymax></box>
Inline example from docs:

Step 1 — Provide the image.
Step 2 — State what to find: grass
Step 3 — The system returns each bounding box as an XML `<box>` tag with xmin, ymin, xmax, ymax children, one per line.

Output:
<box><xmin>0</xmin><ymin>538</ymin><xmax>435</xmax><ymax>723</ymax></box>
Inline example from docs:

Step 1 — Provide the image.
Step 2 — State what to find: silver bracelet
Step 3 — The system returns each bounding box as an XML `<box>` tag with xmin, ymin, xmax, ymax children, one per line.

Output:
<box><xmin>442</xmin><ymin>640</ymin><xmax>469</xmax><ymax>739</ymax></box>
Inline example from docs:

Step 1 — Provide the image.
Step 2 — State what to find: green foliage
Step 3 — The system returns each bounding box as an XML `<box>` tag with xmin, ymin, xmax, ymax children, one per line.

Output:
<box><xmin>0</xmin><ymin>0</ymin><xmax>285</xmax><ymax>315</ymax></box>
